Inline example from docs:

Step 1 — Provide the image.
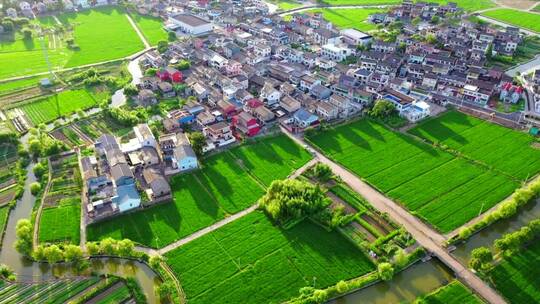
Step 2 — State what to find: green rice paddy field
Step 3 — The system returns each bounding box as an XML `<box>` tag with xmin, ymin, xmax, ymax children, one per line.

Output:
<box><xmin>39</xmin><ymin>199</ymin><xmax>80</xmax><ymax>245</ymax></box>
<box><xmin>12</xmin><ymin>89</ymin><xmax>99</xmax><ymax>125</ymax></box>
<box><xmin>306</xmin><ymin>8</ymin><xmax>382</xmax><ymax>32</ymax></box>
<box><xmin>0</xmin><ymin>7</ymin><xmax>144</xmax><ymax>79</ymax></box>
<box><xmin>130</xmin><ymin>14</ymin><xmax>168</xmax><ymax>46</ymax></box>
<box><xmin>415</xmin><ymin>280</ymin><xmax>484</xmax><ymax>304</ymax></box>
<box><xmin>87</xmin><ymin>135</ymin><xmax>311</xmax><ymax>248</ymax></box>
<box><xmin>306</xmin><ymin>113</ymin><xmax>528</xmax><ymax>233</ymax></box>
<box><xmin>488</xmin><ymin>240</ymin><xmax>540</xmax><ymax>304</ymax></box>
<box><xmin>313</xmin><ymin>0</ymin><xmax>493</xmax><ymax>11</ymax></box>
<box><xmin>482</xmin><ymin>9</ymin><xmax>540</xmax><ymax>33</ymax></box>
<box><xmin>165</xmin><ymin>211</ymin><xmax>375</xmax><ymax>304</ymax></box>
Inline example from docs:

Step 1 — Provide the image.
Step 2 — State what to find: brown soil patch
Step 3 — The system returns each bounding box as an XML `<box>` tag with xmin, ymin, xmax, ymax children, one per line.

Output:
<box><xmin>496</xmin><ymin>0</ymin><xmax>537</xmax><ymax>10</ymax></box>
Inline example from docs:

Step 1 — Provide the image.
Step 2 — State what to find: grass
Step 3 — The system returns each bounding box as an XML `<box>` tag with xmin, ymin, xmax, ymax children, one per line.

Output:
<box><xmin>39</xmin><ymin>198</ymin><xmax>81</xmax><ymax>244</ymax></box>
<box><xmin>87</xmin><ymin>135</ymin><xmax>311</xmax><ymax>248</ymax></box>
<box><xmin>304</xmin><ymin>8</ymin><xmax>382</xmax><ymax>32</ymax></box>
<box><xmin>415</xmin><ymin>280</ymin><xmax>484</xmax><ymax>304</ymax></box>
<box><xmin>483</xmin><ymin>9</ymin><xmax>540</xmax><ymax>33</ymax></box>
<box><xmin>306</xmin><ymin>118</ymin><xmax>518</xmax><ymax>233</ymax></box>
<box><xmin>409</xmin><ymin>111</ymin><xmax>540</xmax><ymax>180</ymax></box>
<box><xmin>165</xmin><ymin>211</ymin><xmax>375</xmax><ymax>304</ymax></box>
<box><xmin>0</xmin><ymin>7</ymin><xmax>144</xmax><ymax>80</ymax></box>
<box><xmin>488</xmin><ymin>240</ymin><xmax>540</xmax><ymax>303</ymax></box>
<box><xmin>12</xmin><ymin>88</ymin><xmax>98</xmax><ymax>125</ymax></box>
<box><xmin>130</xmin><ymin>14</ymin><xmax>168</xmax><ymax>46</ymax></box>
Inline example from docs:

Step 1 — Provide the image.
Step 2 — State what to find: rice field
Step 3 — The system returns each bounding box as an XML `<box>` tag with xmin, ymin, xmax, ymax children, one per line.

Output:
<box><xmin>165</xmin><ymin>211</ymin><xmax>375</xmax><ymax>304</ymax></box>
<box><xmin>130</xmin><ymin>14</ymin><xmax>168</xmax><ymax>46</ymax></box>
<box><xmin>489</xmin><ymin>240</ymin><xmax>540</xmax><ymax>303</ymax></box>
<box><xmin>409</xmin><ymin>111</ymin><xmax>540</xmax><ymax>180</ymax></box>
<box><xmin>87</xmin><ymin>135</ymin><xmax>311</xmax><ymax>248</ymax></box>
<box><xmin>314</xmin><ymin>0</ymin><xmax>493</xmax><ymax>11</ymax></box>
<box><xmin>0</xmin><ymin>77</ymin><xmax>39</xmax><ymax>95</ymax></box>
<box><xmin>306</xmin><ymin>118</ymin><xmax>518</xmax><ymax>233</ymax></box>
<box><xmin>303</xmin><ymin>8</ymin><xmax>382</xmax><ymax>32</ymax></box>
<box><xmin>12</xmin><ymin>89</ymin><xmax>98</xmax><ymax>125</ymax></box>
<box><xmin>415</xmin><ymin>280</ymin><xmax>484</xmax><ymax>304</ymax></box>
<box><xmin>482</xmin><ymin>9</ymin><xmax>540</xmax><ymax>33</ymax></box>
<box><xmin>39</xmin><ymin>199</ymin><xmax>81</xmax><ymax>244</ymax></box>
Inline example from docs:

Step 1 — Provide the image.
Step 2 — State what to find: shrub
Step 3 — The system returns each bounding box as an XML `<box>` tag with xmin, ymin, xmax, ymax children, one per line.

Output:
<box><xmin>30</xmin><ymin>182</ymin><xmax>41</xmax><ymax>195</ymax></box>
<box><xmin>377</xmin><ymin>262</ymin><xmax>394</xmax><ymax>281</ymax></box>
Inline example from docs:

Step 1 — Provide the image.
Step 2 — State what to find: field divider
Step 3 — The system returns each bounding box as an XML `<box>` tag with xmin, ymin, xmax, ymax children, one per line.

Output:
<box><xmin>32</xmin><ymin>157</ymin><xmax>53</xmax><ymax>249</ymax></box>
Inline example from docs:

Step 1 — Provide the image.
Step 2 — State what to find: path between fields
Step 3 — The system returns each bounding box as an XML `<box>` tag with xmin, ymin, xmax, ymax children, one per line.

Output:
<box><xmin>125</xmin><ymin>14</ymin><xmax>151</xmax><ymax>49</ymax></box>
<box><xmin>280</xmin><ymin>127</ymin><xmax>507</xmax><ymax>304</ymax></box>
<box><xmin>155</xmin><ymin>156</ymin><xmax>318</xmax><ymax>255</ymax></box>
<box><xmin>32</xmin><ymin>158</ymin><xmax>52</xmax><ymax>250</ymax></box>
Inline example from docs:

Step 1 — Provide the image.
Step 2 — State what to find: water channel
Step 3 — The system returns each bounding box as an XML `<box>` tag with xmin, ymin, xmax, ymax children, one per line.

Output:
<box><xmin>0</xmin><ymin>165</ymin><xmax>161</xmax><ymax>303</ymax></box>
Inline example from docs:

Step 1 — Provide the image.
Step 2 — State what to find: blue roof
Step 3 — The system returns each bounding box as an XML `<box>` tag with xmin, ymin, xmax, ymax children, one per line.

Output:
<box><xmin>294</xmin><ymin>108</ymin><xmax>318</xmax><ymax>122</ymax></box>
<box><xmin>114</xmin><ymin>184</ymin><xmax>140</xmax><ymax>206</ymax></box>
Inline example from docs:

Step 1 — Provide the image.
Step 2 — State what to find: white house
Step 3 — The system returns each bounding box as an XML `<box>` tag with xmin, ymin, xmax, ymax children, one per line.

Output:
<box><xmin>340</xmin><ymin>29</ymin><xmax>372</xmax><ymax>46</ymax></box>
<box><xmin>321</xmin><ymin>44</ymin><xmax>352</xmax><ymax>62</ymax></box>
<box><xmin>401</xmin><ymin>101</ymin><xmax>431</xmax><ymax>122</ymax></box>
<box><xmin>260</xmin><ymin>82</ymin><xmax>281</xmax><ymax>106</ymax></box>
<box><xmin>134</xmin><ymin>124</ymin><xmax>157</xmax><ymax>149</ymax></box>
<box><xmin>168</xmin><ymin>14</ymin><xmax>213</xmax><ymax>36</ymax></box>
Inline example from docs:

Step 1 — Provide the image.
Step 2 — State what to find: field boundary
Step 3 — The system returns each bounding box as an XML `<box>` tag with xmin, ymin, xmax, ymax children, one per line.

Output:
<box><xmin>33</xmin><ymin>158</ymin><xmax>52</xmax><ymax>249</ymax></box>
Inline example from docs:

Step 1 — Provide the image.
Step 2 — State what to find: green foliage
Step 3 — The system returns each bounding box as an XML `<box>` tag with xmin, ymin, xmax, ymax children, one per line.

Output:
<box><xmin>311</xmin><ymin>163</ymin><xmax>333</xmax><ymax>182</ymax></box>
<box><xmin>413</xmin><ymin>280</ymin><xmax>484</xmax><ymax>304</ymax></box>
<box><xmin>369</xmin><ymin>99</ymin><xmax>397</xmax><ymax>119</ymax></box>
<box><xmin>175</xmin><ymin>59</ymin><xmax>191</xmax><ymax>70</ymax></box>
<box><xmin>155</xmin><ymin>281</ymin><xmax>175</xmax><ymax>301</ymax></box>
<box><xmin>188</xmin><ymin>131</ymin><xmax>205</xmax><ymax>158</ymax></box>
<box><xmin>377</xmin><ymin>262</ymin><xmax>394</xmax><ymax>281</ymax></box>
<box><xmin>494</xmin><ymin>219</ymin><xmax>540</xmax><ymax>257</ymax></box>
<box><xmin>43</xmin><ymin>244</ymin><xmax>63</xmax><ymax>264</ymax></box>
<box><xmin>469</xmin><ymin>247</ymin><xmax>493</xmax><ymax>272</ymax></box>
<box><xmin>63</xmin><ymin>244</ymin><xmax>83</xmax><ymax>263</ymax></box>
<box><xmin>259</xmin><ymin>179</ymin><xmax>330</xmax><ymax>225</ymax></box>
<box><xmin>157</xmin><ymin>40</ymin><xmax>169</xmax><ymax>53</ymax></box>
<box><xmin>30</xmin><ymin>182</ymin><xmax>41</xmax><ymax>195</ymax></box>
<box><xmin>14</xmin><ymin>219</ymin><xmax>33</xmax><ymax>256</ymax></box>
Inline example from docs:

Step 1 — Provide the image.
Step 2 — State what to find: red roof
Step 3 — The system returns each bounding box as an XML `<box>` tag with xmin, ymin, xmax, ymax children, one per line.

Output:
<box><xmin>245</xmin><ymin>98</ymin><xmax>263</xmax><ymax>108</ymax></box>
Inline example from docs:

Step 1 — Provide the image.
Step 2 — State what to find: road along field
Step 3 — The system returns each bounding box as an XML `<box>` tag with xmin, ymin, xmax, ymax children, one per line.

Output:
<box><xmin>487</xmin><ymin>240</ymin><xmax>540</xmax><ymax>303</ymax></box>
<box><xmin>87</xmin><ymin>135</ymin><xmax>312</xmax><ymax>248</ymax></box>
<box><xmin>0</xmin><ymin>7</ymin><xmax>145</xmax><ymax>80</ymax></box>
<box><xmin>165</xmin><ymin>211</ymin><xmax>375</xmax><ymax>304</ymax></box>
<box><xmin>409</xmin><ymin>111</ymin><xmax>540</xmax><ymax>181</ymax></box>
<box><xmin>306</xmin><ymin>117</ymin><xmax>520</xmax><ymax>233</ymax></box>
<box><xmin>482</xmin><ymin>9</ymin><xmax>540</xmax><ymax>33</ymax></box>
<box><xmin>129</xmin><ymin>14</ymin><xmax>168</xmax><ymax>46</ymax></box>
<box><xmin>414</xmin><ymin>280</ymin><xmax>485</xmax><ymax>304</ymax></box>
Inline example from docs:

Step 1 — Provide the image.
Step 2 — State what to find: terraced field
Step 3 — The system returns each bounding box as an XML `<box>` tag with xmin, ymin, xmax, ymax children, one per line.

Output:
<box><xmin>489</xmin><ymin>240</ymin><xmax>540</xmax><ymax>303</ymax></box>
<box><xmin>165</xmin><ymin>211</ymin><xmax>375</xmax><ymax>304</ymax></box>
<box><xmin>87</xmin><ymin>135</ymin><xmax>311</xmax><ymax>248</ymax></box>
<box><xmin>306</xmin><ymin>118</ymin><xmax>518</xmax><ymax>233</ymax></box>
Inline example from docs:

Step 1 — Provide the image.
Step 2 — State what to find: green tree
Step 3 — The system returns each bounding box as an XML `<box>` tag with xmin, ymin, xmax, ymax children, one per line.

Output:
<box><xmin>123</xmin><ymin>83</ymin><xmax>138</xmax><ymax>97</ymax></box>
<box><xmin>117</xmin><ymin>239</ymin><xmax>134</xmax><ymax>257</ymax></box>
<box><xmin>157</xmin><ymin>40</ymin><xmax>169</xmax><ymax>53</ymax></box>
<box><xmin>311</xmin><ymin>163</ymin><xmax>333</xmax><ymax>182</ymax></box>
<box><xmin>32</xmin><ymin>245</ymin><xmax>47</xmax><ymax>261</ymax></box>
<box><xmin>86</xmin><ymin>242</ymin><xmax>100</xmax><ymax>256</ymax></box>
<box><xmin>370</xmin><ymin>99</ymin><xmax>397</xmax><ymax>119</ymax></box>
<box><xmin>168</xmin><ymin>31</ymin><xmax>176</xmax><ymax>42</ymax></box>
<box><xmin>149</xmin><ymin>255</ymin><xmax>164</xmax><ymax>269</ymax></box>
<box><xmin>412</xmin><ymin>17</ymin><xmax>421</xmax><ymax>25</ymax></box>
<box><xmin>15</xmin><ymin>219</ymin><xmax>33</xmax><ymax>256</ymax></box>
<box><xmin>155</xmin><ymin>282</ymin><xmax>175</xmax><ymax>300</ymax></box>
<box><xmin>378</xmin><ymin>262</ymin><xmax>394</xmax><ymax>281</ymax></box>
<box><xmin>175</xmin><ymin>60</ymin><xmax>191</xmax><ymax>70</ymax></box>
<box><xmin>64</xmin><ymin>245</ymin><xmax>83</xmax><ymax>263</ymax></box>
<box><xmin>99</xmin><ymin>238</ymin><xmax>117</xmax><ymax>255</ymax></box>
<box><xmin>22</xmin><ymin>27</ymin><xmax>32</xmax><ymax>39</ymax></box>
<box><xmin>44</xmin><ymin>245</ymin><xmax>63</xmax><ymax>264</ymax></box>
<box><xmin>30</xmin><ymin>182</ymin><xmax>41</xmax><ymax>195</ymax></box>
<box><xmin>188</xmin><ymin>132</ymin><xmax>206</xmax><ymax>158</ymax></box>
<box><xmin>469</xmin><ymin>247</ymin><xmax>493</xmax><ymax>272</ymax></box>
<box><xmin>336</xmin><ymin>280</ymin><xmax>349</xmax><ymax>293</ymax></box>
<box><xmin>431</xmin><ymin>16</ymin><xmax>440</xmax><ymax>24</ymax></box>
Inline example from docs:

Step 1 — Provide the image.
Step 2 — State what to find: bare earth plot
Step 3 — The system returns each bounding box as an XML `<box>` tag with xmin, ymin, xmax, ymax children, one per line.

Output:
<box><xmin>306</xmin><ymin>116</ymin><xmax>521</xmax><ymax>233</ymax></box>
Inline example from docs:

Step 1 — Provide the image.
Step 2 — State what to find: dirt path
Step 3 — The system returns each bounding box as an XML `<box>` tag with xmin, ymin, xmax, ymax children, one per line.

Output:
<box><xmin>76</xmin><ymin>148</ymin><xmax>87</xmax><ymax>250</ymax></box>
<box><xmin>280</xmin><ymin>127</ymin><xmax>507</xmax><ymax>304</ymax></box>
<box><xmin>32</xmin><ymin>158</ymin><xmax>52</xmax><ymax>249</ymax></box>
<box><xmin>125</xmin><ymin>14</ymin><xmax>151</xmax><ymax>49</ymax></box>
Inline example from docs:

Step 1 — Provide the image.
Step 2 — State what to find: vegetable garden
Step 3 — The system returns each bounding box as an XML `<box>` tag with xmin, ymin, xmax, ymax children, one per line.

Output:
<box><xmin>165</xmin><ymin>211</ymin><xmax>375</xmax><ymax>304</ymax></box>
<box><xmin>87</xmin><ymin>135</ymin><xmax>312</xmax><ymax>248</ymax></box>
<box><xmin>306</xmin><ymin>117</ymin><xmax>519</xmax><ymax>233</ymax></box>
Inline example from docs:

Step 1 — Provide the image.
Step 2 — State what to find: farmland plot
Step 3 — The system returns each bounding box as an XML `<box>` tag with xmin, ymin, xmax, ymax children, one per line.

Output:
<box><xmin>488</xmin><ymin>240</ymin><xmax>540</xmax><ymax>303</ymax></box>
<box><xmin>307</xmin><ymin>119</ymin><xmax>517</xmax><ymax>233</ymax></box>
<box><xmin>88</xmin><ymin>135</ymin><xmax>311</xmax><ymax>248</ymax></box>
<box><xmin>416</xmin><ymin>280</ymin><xmax>484</xmax><ymax>304</ymax></box>
<box><xmin>165</xmin><ymin>211</ymin><xmax>375</xmax><ymax>304</ymax></box>
<box><xmin>409</xmin><ymin>111</ymin><xmax>540</xmax><ymax>180</ymax></box>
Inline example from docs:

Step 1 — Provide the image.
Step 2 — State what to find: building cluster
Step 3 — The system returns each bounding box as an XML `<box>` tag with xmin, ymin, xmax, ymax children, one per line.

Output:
<box><xmin>5</xmin><ymin>0</ymin><xmax>117</xmax><ymax>18</ymax></box>
<box><xmin>80</xmin><ymin>123</ymin><xmax>198</xmax><ymax>222</ymax></box>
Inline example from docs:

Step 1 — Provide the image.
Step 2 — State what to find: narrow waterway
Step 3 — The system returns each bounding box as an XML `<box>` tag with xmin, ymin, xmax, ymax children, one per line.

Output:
<box><xmin>0</xmin><ymin>164</ymin><xmax>161</xmax><ymax>303</ymax></box>
<box><xmin>332</xmin><ymin>259</ymin><xmax>454</xmax><ymax>304</ymax></box>
<box><xmin>452</xmin><ymin>199</ymin><xmax>540</xmax><ymax>264</ymax></box>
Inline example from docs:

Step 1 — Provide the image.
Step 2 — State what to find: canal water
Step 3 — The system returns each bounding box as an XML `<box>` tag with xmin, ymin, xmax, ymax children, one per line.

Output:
<box><xmin>0</xmin><ymin>164</ymin><xmax>161</xmax><ymax>303</ymax></box>
<box><xmin>452</xmin><ymin>198</ymin><xmax>540</xmax><ymax>264</ymax></box>
<box><xmin>332</xmin><ymin>259</ymin><xmax>454</xmax><ymax>304</ymax></box>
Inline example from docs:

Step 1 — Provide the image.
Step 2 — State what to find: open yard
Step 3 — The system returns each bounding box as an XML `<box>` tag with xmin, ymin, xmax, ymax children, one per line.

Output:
<box><xmin>306</xmin><ymin>118</ymin><xmax>519</xmax><ymax>233</ymax></box>
<box><xmin>304</xmin><ymin>8</ymin><xmax>382</xmax><ymax>32</ymax></box>
<box><xmin>87</xmin><ymin>135</ymin><xmax>311</xmax><ymax>248</ymax></box>
<box><xmin>130</xmin><ymin>14</ymin><xmax>168</xmax><ymax>46</ymax></box>
<box><xmin>9</xmin><ymin>88</ymin><xmax>99</xmax><ymax>125</ymax></box>
<box><xmin>0</xmin><ymin>7</ymin><xmax>144</xmax><ymax>80</ymax></box>
<box><xmin>165</xmin><ymin>211</ymin><xmax>375</xmax><ymax>304</ymax></box>
<box><xmin>415</xmin><ymin>280</ymin><xmax>484</xmax><ymax>304</ymax></box>
<box><xmin>482</xmin><ymin>9</ymin><xmax>540</xmax><ymax>33</ymax></box>
<box><xmin>488</xmin><ymin>240</ymin><xmax>540</xmax><ymax>303</ymax></box>
<box><xmin>409</xmin><ymin>111</ymin><xmax>540</xmax><ymax>180</ymax></box>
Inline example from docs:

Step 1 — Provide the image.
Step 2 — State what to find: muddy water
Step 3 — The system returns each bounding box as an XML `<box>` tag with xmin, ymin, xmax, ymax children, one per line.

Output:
<box><xmin>332</xmin><ymin>259</ymin><xmax>454</xmax><ymax>304</ymax></box>
<box><xmin>0</xmin><ymin>165</ymin><xmax>161</xmax><ymax>303</ymax></box>
<box><xmin>452</xmin><ymin>199</ymin><xmax>540</xmax><ymax>264</ymax></box>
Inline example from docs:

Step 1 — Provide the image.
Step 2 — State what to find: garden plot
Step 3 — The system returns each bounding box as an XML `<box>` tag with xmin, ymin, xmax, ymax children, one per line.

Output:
<box><xmin>87</xmin><ymin>135</ymin><xmax>311</xmax><ymax>248</ymax></box>
<box><xmin>307</xmin><ymin>119</ymin><xmax>518</xmax><ymax>233</ymax></box>
<box><xmin>74</xmin><ymin>114</ymin><xmax>133</xmax><ymax>140</ymax></box>
<box><xmin>165</xmin><ymin>211</ymin><xmax>375</xmax><ymax>304</ymax></box>
<box><xmin>0</xmin><ymin>277</ymin><xmax>100</xmax><ymax>303</ymax></box>
<box><xmin>409</xmin><ymin>111</ymin><xmax>540</xmax><ymax>180</ymax></box>
<box><xmin>39</xmin><ymin>153</ymin><xmax>82</xmax><ymax>244</ymax></box>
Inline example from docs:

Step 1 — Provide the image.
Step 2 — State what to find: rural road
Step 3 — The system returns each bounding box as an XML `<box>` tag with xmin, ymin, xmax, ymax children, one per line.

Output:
<box><xmin>126</xmin><ymin>14</ymin><xmax>151</xmax><ymax>49</ymax></box>
<box><xmin>32</xmin><ymin>158</ymin><xmax>53</xmax><ymax>250</ymax></box>
<box><xmin>280</xmin><ymin>127</ymin><xmax>507</xmax><ymax>304</ymax></box>
<box><xmin>155</xmin><ymin>155</ymin><xmax>318</xmax><ymax>255</ymax></box>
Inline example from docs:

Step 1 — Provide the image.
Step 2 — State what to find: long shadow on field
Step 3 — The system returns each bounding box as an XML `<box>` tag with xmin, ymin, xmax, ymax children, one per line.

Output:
<box><xmin>197</xmin><ymin>163</ymin><xmax>238</xmax><ymax>212</ymax></box>
<box><xmin>491</xmin><ymin>264</ymin><xmax>537</xmax><ymax>304</ymax></box>
<box><xmin>397</xmin><ymin>132</ymin><xmax>440</xmax><ymax>157</ymax></box>
<box><xmin>308</xmin><ymin>132</ymin><xmax>344</xmax><ymax>155</ymax></box>
<box><xmin>356</xmin><ymin>120</ymin><xmax>386</xmax><ymax>143</ymax></box>
<box><xmin>340</xmin><ymin>126</ymin><xmax>373</xmax><ymax>152</ymax></box>
<box><xmin>190</xmin><ymin>172</ymin><xmax>221</xmax><ymax>218</ymax></box>
<box><xmin>413</xmin><ymin>115</ymin><xmax>471</xmax><ymax>145</ymax></box>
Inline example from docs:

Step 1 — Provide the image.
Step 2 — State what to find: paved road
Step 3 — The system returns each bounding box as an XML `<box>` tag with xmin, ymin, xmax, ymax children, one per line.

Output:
<box><xmin>280</xmin><ymin>127</ymin><xmax>507</xmax><ymax>304</ymax></box>
<box><xmin>126</xmin><ymin>14</ymin><xmax>151</xmax><ymax>49</ymax></box>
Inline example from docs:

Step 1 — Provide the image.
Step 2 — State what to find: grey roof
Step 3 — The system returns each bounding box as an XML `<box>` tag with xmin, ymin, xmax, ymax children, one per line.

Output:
<box><xmin>172</xmin><ymin>14</ymin><xmax>211</xmax><ymax>27</ymax></box>
<box><xmin>96</xmin><ymin>134</ymin><xmax>119</xmax><ymax>150</ymax></box>
<box><xmin>174</xmin><ymin>144</ymin><xmax>196</xmax><ymax>160</ymax></box>
<box><xmin>110</xmin><ymin>163</ymin><xmax>133</xmax><ymax>181</ymax></box>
